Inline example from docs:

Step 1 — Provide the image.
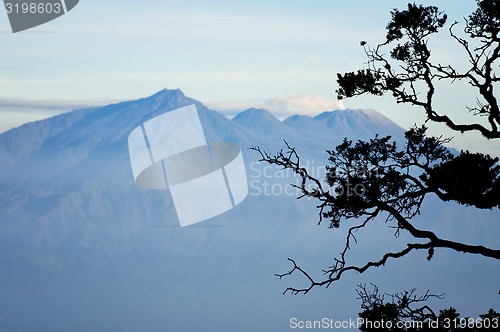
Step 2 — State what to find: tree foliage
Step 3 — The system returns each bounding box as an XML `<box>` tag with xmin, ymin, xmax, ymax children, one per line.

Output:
<box><xmin>337</xmin><ymin>1</ymin><xmax>500</xmax><ymax>138</ymax></box>
<box><xmin>357</xmin><ymin>284</ymin><xmax>499</xmax><ymax>332</ymax></box>
<box><xmin>252</xmin><ymin>129</ymin><xmax>500</xmax><ymax>294</ymax></box>
<box><xmin>251</xmin><ymin>0</ymin><xmax>500</xmax><ymax>295</ymax></box>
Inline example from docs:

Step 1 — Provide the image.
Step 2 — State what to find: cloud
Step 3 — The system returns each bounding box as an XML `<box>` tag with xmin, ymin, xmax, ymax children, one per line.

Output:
<box><xmin>260</xmin><ymin>96</ymin><xmax>345</xmax><ymax>117</ymax></box>
<box><xmin>0</xmin><ymin>98</ymin><xmax>113</xmax><ymax>113</ymax></box>
<box><xmin>0</xmin><ymin>97</ymin><xmax>119</xmax><ymax>134</ymax></box>
<box><xmin>208</xmin><ymin>95</ymin><xmax>344</xmax><ymax>118</ymax></box>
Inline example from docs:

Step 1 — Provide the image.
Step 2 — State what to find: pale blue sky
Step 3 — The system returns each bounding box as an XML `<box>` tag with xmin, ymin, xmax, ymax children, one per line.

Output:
<box><xmin>0</xmin><ymin>0</ymin><xmax>497</xmax><ymax>155</ymax></box>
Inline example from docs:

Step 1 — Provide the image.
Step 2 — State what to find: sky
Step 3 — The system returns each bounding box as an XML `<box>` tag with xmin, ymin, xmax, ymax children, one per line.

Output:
<box><xmin>0</xmin><ymin>0</ymin><xmax>498</xmax><ymax>156</ymax></box>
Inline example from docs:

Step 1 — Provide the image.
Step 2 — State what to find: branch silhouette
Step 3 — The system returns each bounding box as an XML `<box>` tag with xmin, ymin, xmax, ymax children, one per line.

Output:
<box><xmin>251</xmin><ymin>127</ymin><xmax>499</xmax><ymax>295</ymax></box>
<box><xmin>252</xmin><ymin>0</ymin><xmax>500</xmax><ymax>296</ymax></box>
<box><xmin>336</xmin><ymin>2</ymin><xmax>500</xmax><ymax>138</ymax></box>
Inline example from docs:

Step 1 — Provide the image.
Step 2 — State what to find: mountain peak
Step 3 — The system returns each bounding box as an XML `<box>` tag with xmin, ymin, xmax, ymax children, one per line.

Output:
<box><xmin>314</xmin><ymin>109</ymin><xmax>395</xmax><ymax>124</ymax></box>
<box><xmin>231</xmin><ymin>108</ymin><xmax>300</xmax><ymax>140</ymax></box>
<box><xmin>283</xmin><ymin>114</ymin><xmax>312</xmax><ymax>123</ymax></box>
<box><xmin>283</xmin><ymin>114</ymin><xmax>311</xmax><ymax>122</ymax></box>
<box><xmin>232</xmin><ymin>108</ymin><xmax>279</xmax><ymax>125</ymax></box>
<box><xmin>147</xmin><ymin>88</ymin><xmax>185</xmax><ymax>100</ymax></box>
<box><xmin>314</xmin><ymin>108</ymin><xmax>405</xmax><ymax>141</ymax></box>
<box><xmin>315</xmin><ymin>108</ymin><xmax>360</xmax><ymax>119</ymax></box>
<box><xmin>129</xmin><ymin>88</ymin><xmax>200</xmax><ymax>118</ymax></box>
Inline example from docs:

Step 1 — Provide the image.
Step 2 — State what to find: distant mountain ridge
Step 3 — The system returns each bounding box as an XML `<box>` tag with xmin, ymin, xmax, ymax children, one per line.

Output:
<box><xmin>0</xmin><ymin>88</ymin><xmax>408</xmax><ymax>251</ymax></box>
<box><xmin>0</xmin><ymin>89</ymin><xmax>406</xmax><ymax>184</ymax></box>
<box><xmin>0</xmin><ymin>89</ymin><xmax>496</xmax><ymax>332</ymax></box>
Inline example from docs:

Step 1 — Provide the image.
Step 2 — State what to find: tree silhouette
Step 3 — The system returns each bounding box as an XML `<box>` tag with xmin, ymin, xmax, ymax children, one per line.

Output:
<box><xmin>337</xmin><ymin>1</ymin><xmax>499</xmax><ymax>138</ymax></box>
<box><xmin>251</xmin><ymin>0</ymin><xmax>499</xmax><ymax>295</ymax></box>
<box><xmin>356</xmin><ymin>284</ymin><xmax>499</xmax><ymax>331</ymax></box>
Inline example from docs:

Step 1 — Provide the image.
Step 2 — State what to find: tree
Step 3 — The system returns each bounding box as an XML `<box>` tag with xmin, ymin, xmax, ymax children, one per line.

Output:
<box><xmin>356</xmin><ymin>284</ymin><xmax>499</xmax><ymax>331</ymax></box>
<box><xmin>251</xmin><ymin>0</ymin><xmax>500</xmax><ymax>295</ymax></box>
<box><xmin>337</xmin><ymin>1</ymin><xmax>500</xmax><ymax>138</ymax></box>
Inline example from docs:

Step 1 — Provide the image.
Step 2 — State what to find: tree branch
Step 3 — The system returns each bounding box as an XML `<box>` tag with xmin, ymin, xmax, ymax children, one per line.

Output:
<box><xmin>252</xmin><ymin>128</ymin><xmax>499</xmax><ymax>294</ymax></box>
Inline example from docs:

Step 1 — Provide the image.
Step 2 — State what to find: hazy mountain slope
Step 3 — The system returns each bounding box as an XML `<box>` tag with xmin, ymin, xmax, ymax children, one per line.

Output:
<box><xmin>314</xmin><ymin>108</ymin><xmax>406</xmax><ymax>142</ymax></box>
<box><xmin>0</xmin><ymin>89</ymin><xmax>497</xmax><ymax>332</ymax></box>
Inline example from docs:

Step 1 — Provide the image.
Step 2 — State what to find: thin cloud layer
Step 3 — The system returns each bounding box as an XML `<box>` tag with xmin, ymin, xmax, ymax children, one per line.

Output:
<box><xmin>209</xmin><ymin>95</ymin><xmax>344</xmax><ymax>118</ymax></box>
<box><xmin>0</xmin><ymin>98</ymin><xmax>110</xmax><ymax>111</ymax></box>
<box><xmin>260</xmin><ymin>95</ymin><xmax>345</xmax><ymax>117</ymax></box>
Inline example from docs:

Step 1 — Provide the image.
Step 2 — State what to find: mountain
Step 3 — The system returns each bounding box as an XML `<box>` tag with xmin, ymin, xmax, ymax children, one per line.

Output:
<box><xmin>313</xmin><ymin>108</ymin><xmax>406</xmax><ymax>142</ymax></box>
<box><xmin>233</xmin><ymin>107</ymin><xmax>280</xmax><ymax>127</ymax></box>
<box><xmin>0</xmin><ymin>89</ymin><xmax>497</xmax><ymax>332</ymax></box>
